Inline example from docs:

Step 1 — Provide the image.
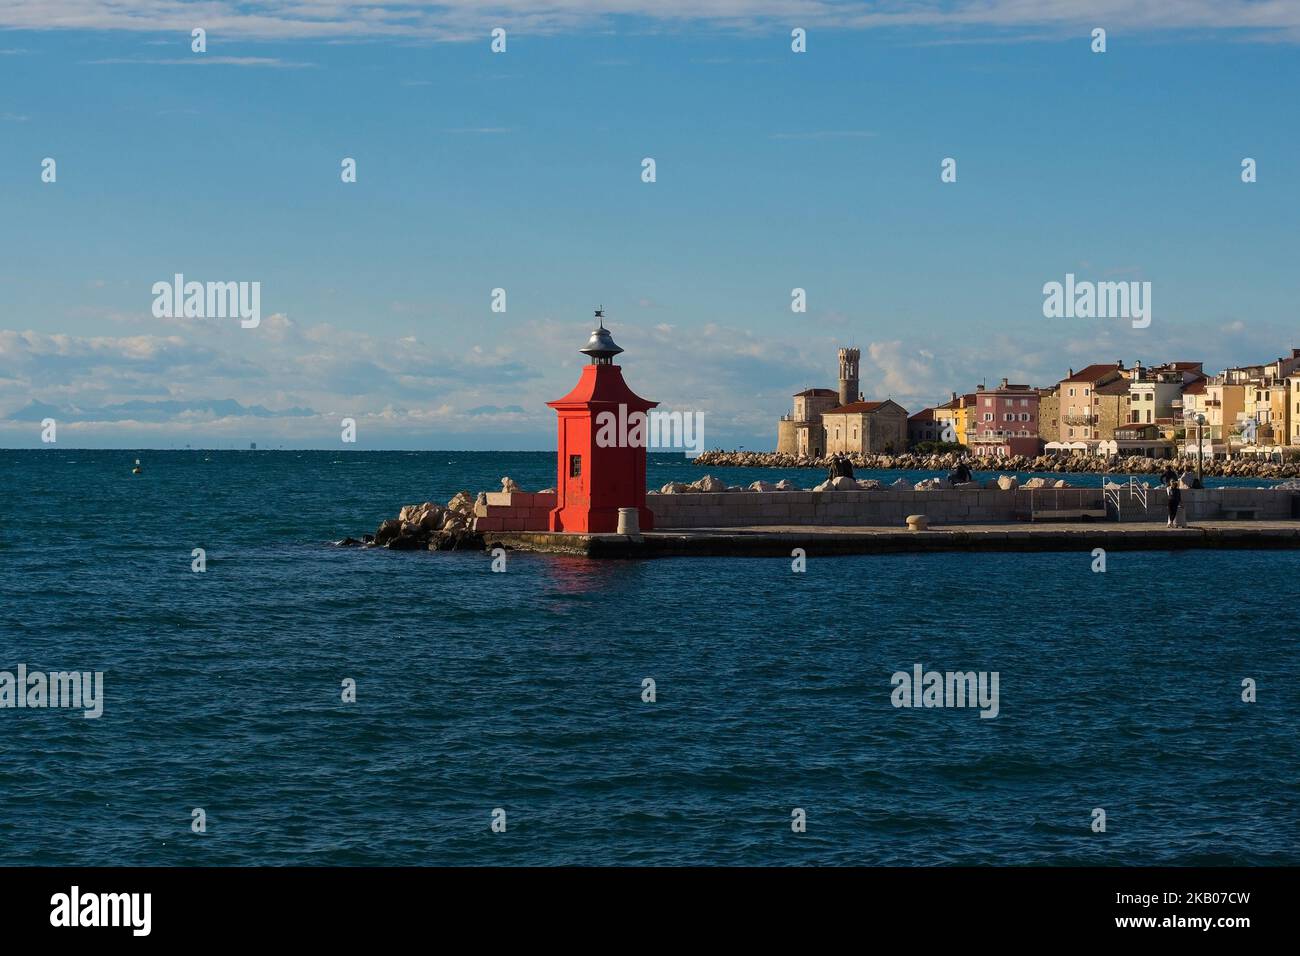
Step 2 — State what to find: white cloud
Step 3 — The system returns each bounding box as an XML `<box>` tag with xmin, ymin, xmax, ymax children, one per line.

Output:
<box><xmin>770</xmin><ymin>130</ymin><xmax>877</xmax><ymax>140</ymax></box>
<box><xmin>3</xmin><ymin>1</ymin><xmax>1298</xmax><ymax>42</ymax></box>
<box><xmin>89</xmin><ymin>56</ymin><xmax>314</xmax><ymax>67</ymax></box>
<box><xmin>3</xmin><ymin>308</ymin><xmax>1294</xmax><ymax>448</ymax></box>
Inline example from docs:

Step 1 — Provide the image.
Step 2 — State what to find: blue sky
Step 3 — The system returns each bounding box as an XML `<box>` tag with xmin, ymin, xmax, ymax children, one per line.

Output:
<box><xmin>2</xmin><ymin>1</ymin><xmax>1298</xmax><ymax>449</ymax></box>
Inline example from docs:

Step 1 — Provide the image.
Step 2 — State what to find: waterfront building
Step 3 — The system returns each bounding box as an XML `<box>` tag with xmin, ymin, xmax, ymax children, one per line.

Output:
<box><xmin>969</xmin><ymin>378</ymin><xmax>1040</xmax><ymax>456</ymax></box>
<box><xmin>1037</xmin><ymin>387</ymin><xmax>1060</xmax><ymax>444</ymax></box>
<box><xmin>1113</xmin><ymin>422</ymin><xmax>1171</xmax><ymax>458</ymax></box>
<box><xmin>1128</xmin><ymin>361</ymin><xmax>1203</xmax><ymax>426</ymax></box>
<box><xmin>1091</xmin><ymin>377</ymin><xmax>1131</xmax><ymax>442</ymax></box>
<box><xmin>908</xmin><ymin>407</ymin><xmax>940</xmax><ymax>445</ymax></box>
<box><xmin>1234</xmin><ymin>352</ymin><xmax>1300</xmax><ymax>452</ymax></box>
<box><xmin>1058</xmin><ymin>362</ymin><xmax>1127</xmax><ymax>446</ymax></box>
<box><xmin>1205</xmin><ymin>379</ymin><xmax>1245</xmax><ymax>444</ymax></box>
<box><xmin>775</xmin><ymin>348</ymin><xmax>908</xmax><ymax>454</ymax></box>
<box><xmin>1176</xmin><ymin>378</ymin><xmax>1220</xmax><ymax>457</ymax></box>
<box><xmin>776</xmin><ymin>388</ymin><xmax>839</xmax><ymax>456</ymax></box>
<box><xmin>822</xmin><ymin>400</ymin><xmax>910</xmax><ymax>454</ymax></box>
<box><xmin>1289</xmin><ymin>373</ymin><xmax>1300</xmax><ymax>446</ymax></box>
<box><xmin>932</xmin><ymin>392</ymin><xmax>977</xmax><ymax>446</ymax></box>
<box><xmin>775</xmin><ymin>348</ymin><xmax>863</xmax><ymax>455</ymax></box>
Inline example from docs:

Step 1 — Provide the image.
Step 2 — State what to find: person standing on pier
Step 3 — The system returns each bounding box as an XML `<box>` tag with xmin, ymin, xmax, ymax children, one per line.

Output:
<box><xmin>1166</xmin><ymin>478</ymin><xmax>1183</xmax><ymax>528</ymax></box>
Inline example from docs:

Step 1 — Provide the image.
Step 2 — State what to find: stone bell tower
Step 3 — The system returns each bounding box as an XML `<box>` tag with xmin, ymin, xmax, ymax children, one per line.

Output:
<box><xmin>838</xmin><ymin>347</ymin><xmax>860</xmax><ymax>406</ymax></box>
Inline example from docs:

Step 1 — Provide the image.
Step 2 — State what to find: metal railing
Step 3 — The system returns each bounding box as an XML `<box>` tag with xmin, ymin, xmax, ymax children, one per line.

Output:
<box><xmin>1103</xmin><ymin>477</ymin><xmax>1151</xmax><ymax>519</ymax></box>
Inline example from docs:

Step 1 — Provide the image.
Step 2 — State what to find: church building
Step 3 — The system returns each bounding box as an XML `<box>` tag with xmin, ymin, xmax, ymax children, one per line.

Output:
<box><xmin>775</xmin><ymin>348</ymin><xmax>909</xmax><ymax>455</ymax></box>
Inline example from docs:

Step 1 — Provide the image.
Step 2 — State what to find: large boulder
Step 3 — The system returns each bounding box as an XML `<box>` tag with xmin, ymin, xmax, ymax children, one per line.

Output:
<box><xmin>388</xmin><ymin>532</ymin><xmax>422</xmax><ymax>551</ymax></box>
<box><xmin>891</xmin><ymin>477</ymin><xmax>911</xmax><ymax>490</ymax></box>
<box><xmin>447</xmin><ymin>491</ymin><xmax>475</xmax><ymax>514</ymax></box>
<box><xmin>748</xmin><ymin>480</ymin><xmax>778</xmax><ymax>492</ymax></box>
<box><xmin>774</xmin><ymin>479</ymin><xmax>798</xmax><ymax>491</ymax></box>
<box><xmin>374</xmin><ymin>519</ymin><xmax>402</xmax><ymax>547</ymax></box>
<box><xmin>690</xmin><ymin>475</ymin><xmax>726</xmax><ymax>492</ymax></box>
<box><xmin>660</xmin><ymin>481</ymin><xmax>690</xmax><ymax>494</ymax></box>
<box><xmin>1023</xmin><ymin>477</ymin><xmax>1048</xmax><ymax>489</ymax></box>
<box><xmin>996</xmin><ymin>475</ymin><xmax>1019</xmax><ymax>491</ymax></box>
<box><xmin>830</xmin><ymin>475</ymin><xmax>857</xmax><ymax>490</ymax></box>
<box><xmin>856</xmin><ymin>479</ymin><xmax>882</xmax><ymax>490</ymax></box>
<box><xmin>811</xmin><ymin>480</ymin><xmax>831</xmax><ymax>492</ymax></box>
<box><xmin>427</xmin><ymin>528</ymin><xmax>484</xmax><ymax>551</ymax></box>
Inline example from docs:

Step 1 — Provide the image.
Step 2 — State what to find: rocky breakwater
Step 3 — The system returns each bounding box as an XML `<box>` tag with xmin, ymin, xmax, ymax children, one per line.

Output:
<box><xmin>695</xmin><ymin>449</ymin><xmax>1300</xmax><ymax>480</ymax></box>
<box><xmin>338</xmin><ymin>490</ymin><xmax>484</xmax><ymax>551</ymax></box>
<box><xmin>340</xmin><ymin>478</ymin><xmax>564</xmax><ymax>549</ymax></box>
<box><xmin>652</xmin><ymin>473</ymin><xmax>1070</xmax><ymax>495</ymax></box>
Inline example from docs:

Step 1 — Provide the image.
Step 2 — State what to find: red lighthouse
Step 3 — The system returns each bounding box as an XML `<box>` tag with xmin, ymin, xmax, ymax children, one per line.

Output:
<box><xmin>548</xmin><ymin>311</ymin><xmax>657</xmax><ymax>533</ymax></box>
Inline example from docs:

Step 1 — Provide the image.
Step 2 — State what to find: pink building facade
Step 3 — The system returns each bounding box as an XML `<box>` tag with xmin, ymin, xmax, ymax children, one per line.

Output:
<box><xmin>970</xmin><ymin>379</ymin><xmax>1041</xmax><ymax>456</ymax></box>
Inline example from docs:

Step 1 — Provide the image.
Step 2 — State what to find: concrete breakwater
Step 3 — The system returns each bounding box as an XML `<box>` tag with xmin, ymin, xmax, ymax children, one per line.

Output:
<box><xmin>485</xmin><ymin>523</ymin><xmax>1300</xmax><ymax>558</ymax></box>
<box><xmin>695</xmin><ymin>449</ymin><xmax>1300</xmax><ymax>480</ymax></box>
<box><xmin>648</xmin><ymin>485</ymin><xmax>1299</xmax><ymax>528</ymax></box>
<box><xmin>454</xmin><ymin>476</ymin><xmax>1298</xmax><ymax>537</ymax></box>
<box><xmin>345</xmin><ymin>477</ymin><xmax>1300</xmax><ymax>555</ymax></box>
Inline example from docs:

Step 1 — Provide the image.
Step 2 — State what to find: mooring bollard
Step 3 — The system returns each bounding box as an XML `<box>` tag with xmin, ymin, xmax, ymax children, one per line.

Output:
<box><xmin>617</xmin><ymin>507</ymin><xmax>641</xmax><ymax>536</ymax></box>
<box><xmin>906</xmin><ymin>514</ymin><xmax>928</xmax><ymax>531</ymax></box>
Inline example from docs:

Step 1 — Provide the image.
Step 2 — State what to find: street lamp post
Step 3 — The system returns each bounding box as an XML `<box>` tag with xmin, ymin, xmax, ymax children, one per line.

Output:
<box><xmin>1183</xmin><ymin>410</ymin><xmax>1206</xmax><ymax>488</ymax></box>
<box><xmin>1195</xmin><ymin>413</ymin><xmax>1205</xmax><ymax>487</ymax></box>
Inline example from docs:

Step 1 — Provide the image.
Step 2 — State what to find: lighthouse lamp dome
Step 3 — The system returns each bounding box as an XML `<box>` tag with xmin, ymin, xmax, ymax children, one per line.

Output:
<box><xmin>579</xmin><ymin>309</ymin><xmax>624</xmax><ymax>365</ymax></box>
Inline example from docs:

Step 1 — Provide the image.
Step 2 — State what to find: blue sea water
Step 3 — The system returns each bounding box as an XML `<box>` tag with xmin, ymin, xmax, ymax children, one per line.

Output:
<box><xmin>1</xmin><ymin>449</ymin><xmax>1297</xmax><ymax>866</ymax></box>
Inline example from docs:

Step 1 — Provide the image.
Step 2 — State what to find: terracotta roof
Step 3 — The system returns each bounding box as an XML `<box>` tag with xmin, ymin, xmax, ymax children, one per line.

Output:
<box><xmin>1063</xmin><ymin>362</ymin><xmax>1123</xmax><ymax>383</ymax></box>
<box><xmin>1095</xmin><ymin>379</ymin><xmax>1130</xmax><ymax>396</ymax></box>
<box><xmin>793</xmin><ymin>388</ymin><xmax>838</xmax><ymax>397</ymax></box>
<box><xmin>909</xmin><ymin>407</ymin><xmax>936</xmax><ymax>421</ymax></box>
<box><xmin>825</xmin><ymin>400</ymin><xmax>889</xmax><ymax>415</ymax></box>
<box><xmin>1182</xmin><ymin>380</ymin><xmax>1207</xmax><ymax>395</ymax></box>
